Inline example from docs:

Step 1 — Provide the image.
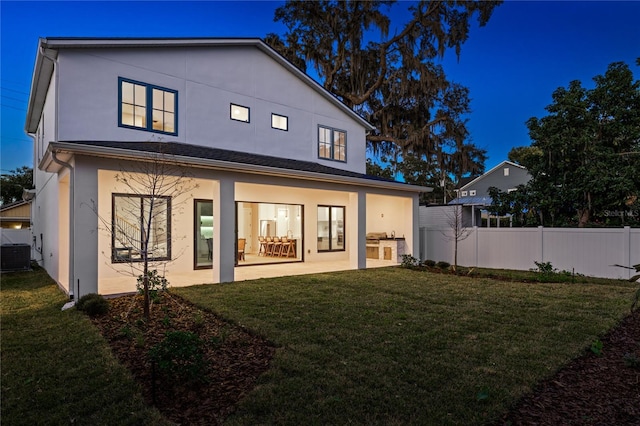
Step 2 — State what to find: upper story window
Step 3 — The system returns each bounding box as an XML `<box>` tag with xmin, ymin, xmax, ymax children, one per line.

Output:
<box><xmin>469</xmin><ymin>190</ymin><xmax>477</xmax><ymax>196</ymax></box>
<box><xmin>318</xmin><ymin>126</ymin><xmax>346</xmax><ymax>162</ymax></box>
<box><xmin>272</xmin><ymin>113</ymin><xmax>288</xmax><ymax>131</ymax></box>
<box><xmin>119</xmin><ymin>78</ymin><xmax>177</xmax><ymax>135</ymax></box>
<box><xmin>230</xmin><ymin>104</ymin><xmax>250</xmax><ymax>123</ymax></box>
<box><xmin>504</xmin><ymin>167</ymin><xmax>510</xmax><ymax>176</ymax></box>
<box><xmin>461</xmin><ymin>191</ymin><xmax>468</xmax><ymax>197</ymax></box>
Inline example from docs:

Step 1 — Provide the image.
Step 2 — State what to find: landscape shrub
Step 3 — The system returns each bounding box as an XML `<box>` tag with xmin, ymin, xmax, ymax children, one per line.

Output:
<box><xmin>423</xmin><ymin>259</ymin><xmax>436</xmax><ymax>268</ymax></box>
<box><xmin>136</xmin><ymin>270</ymin><xmax>169</xmax><ymax>301</ymax></box>
<box><xmin>76</xmin><ymin>293</ymin><xmax>109</xmax><ymax>317</ymax></box>
<box><xmin>436</xmin><ymin>261</ymin><xmax>450</xmax><ymax>270</ymax></box>
<box><xmin>149</xmin><ymin>331</ymin><xmax>206</xmax><ymax>381</ymax></box>
<box><xmin>531</xmin><ymin>261</ymin><xmax>556</xmax><ymax>275</ymax></box>
<box><xmin>400</xmin><ymin>254</ymin><xmax>420</xmax><ymax>268</ymax></box>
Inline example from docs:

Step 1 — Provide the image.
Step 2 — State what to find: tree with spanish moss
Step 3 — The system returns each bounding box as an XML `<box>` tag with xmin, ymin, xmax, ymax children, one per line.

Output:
<box><xmin>266</xmin><ymin>0</ymin><xmax>499</xmax><ymax>186</ymax></box>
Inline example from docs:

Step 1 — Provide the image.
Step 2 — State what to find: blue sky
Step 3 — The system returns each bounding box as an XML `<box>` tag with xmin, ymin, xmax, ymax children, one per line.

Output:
<box><xmin>1</xmin><ymin>1</ymin><xmax>639</xmax><ymax>174</ymax></box>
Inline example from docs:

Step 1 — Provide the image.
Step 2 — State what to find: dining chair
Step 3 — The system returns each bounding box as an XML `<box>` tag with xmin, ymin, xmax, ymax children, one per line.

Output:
<box><xmin>265</xmin><ymin>236</ymin><xmax>274</xmax><ymax>256</ymax></box>
<box><xmin>237</xmin><ymin>238</ymin><xmax>246</xmax><ymax>261</ymax></box>
<box><xmin>258</xmin><ymin>236</ymin><xmax>267</xmax><ymax>256</ymax></box>
<box><xmin>271</xmin><ymin>236</ymin><xmax>282</xmax><ymax>257</ymax></box>
<box><xmin>281</xmin><ymin>236</ymin><xmax>295</xmax><ymax>258</ymax></box>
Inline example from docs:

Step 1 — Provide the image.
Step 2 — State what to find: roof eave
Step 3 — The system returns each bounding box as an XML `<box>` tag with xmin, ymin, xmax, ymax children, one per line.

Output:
<box><xmin>26</xmin><ymin>39</ymin><xmax>57</xmax><ymax>134</ymax></box>
<box><xmin>47</xmin><ymin>142</ymin><xmax>430</xmax><ymax>193</ymax></box>
<box><xmin>459</xmin><ymin>160</ymin><xmax>528</xmax><ymax>191</ymax></box>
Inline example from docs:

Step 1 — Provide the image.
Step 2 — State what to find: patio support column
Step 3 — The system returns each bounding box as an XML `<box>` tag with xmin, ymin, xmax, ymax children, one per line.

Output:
<box><xmin>217</xmin><ymin>176</ymin><xmax>235</xmax><ymax>283</ymax></box>
<box><xmin>356</xmin><ymin>191</ymin><xmax>366</xmax><ymax>269</ymax></box>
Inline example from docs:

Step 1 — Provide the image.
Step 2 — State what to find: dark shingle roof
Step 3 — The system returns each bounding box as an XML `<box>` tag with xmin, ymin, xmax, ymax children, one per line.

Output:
<box><xmin>61</xmin><ymin>140</ymin><xmax>401</xmax><ymax>184</ymax></box>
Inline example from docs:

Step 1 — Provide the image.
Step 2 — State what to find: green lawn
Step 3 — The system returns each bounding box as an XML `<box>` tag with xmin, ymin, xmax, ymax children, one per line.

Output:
<box><xmin>175</xmin><ymin>268</ymin><xmax>635</xmax><ymax>425</ymax></box>
<box><xmin>1</xmin><ymin>267</ymin><xmax>170</xmax><ymax>426</ymax></box>
<box><xmin>2</xmin><ymin>266</ymin><xmax>635</xmax><ymax>425</ymax></box>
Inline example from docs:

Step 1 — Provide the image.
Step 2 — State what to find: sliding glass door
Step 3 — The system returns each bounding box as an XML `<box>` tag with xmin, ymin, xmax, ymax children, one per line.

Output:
<box><xmin>236</xmin><ymin>201</ymin><xmax>303</xmax><ymax>265</ymax></box>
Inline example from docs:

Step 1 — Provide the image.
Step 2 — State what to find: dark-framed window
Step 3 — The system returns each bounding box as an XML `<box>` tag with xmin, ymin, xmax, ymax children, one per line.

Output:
<box><xmin>317</xmin><ymin>205</ymin><xmax>345</xmax><ymax>252</ymax></box>
<box><xmin>230</xmin><ymin>103</ymin><xmax>250</xmax><ymax>123</ymax></box>
<box><xmin>271</xmin><ymin>113</ymin><xmax>288</xmax><ymax>131</ymax></box>
<box><xmin>194</xmin><ymin>199</ymin><xmax>214</xmax><ymax>270</ymax></box>
<box><xmin>112</xmin><ymin>194</ymin><xmax>171</xmax><ymax>263</ymax></box>
<box><xmin>318</xmin><ymin>125</ymin><xmax>346</xmax><ymax>162</ymax></box>
<box><xmin>119</xmin><ymin>77</ymin><xmax>177</xmax><ymax>135</ymax></box>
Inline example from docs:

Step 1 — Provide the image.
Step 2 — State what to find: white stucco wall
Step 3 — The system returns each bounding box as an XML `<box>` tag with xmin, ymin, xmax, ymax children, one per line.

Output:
<box><xmin>32</xmin><ymin>168</ymin><xmax>62</xmax><ymax>289</ymax></box>
<box><xmin>31</xmin><ymin>78</ymin><xmax>63</xmax><ymax>288</ymax></box>
<box><xmin>366</xmin><ymin>193</ymin><xmax>415</xmax><ymax>254</ymax></box>
<box><xmin>96</xmin><ymin>170</ymin><xmax>219</xmax><ymax>295</ymax></box>
<box><xmin>54</xmin><ymin>45</ymin><xmax>367</xmax><ymax>174</ymax></box>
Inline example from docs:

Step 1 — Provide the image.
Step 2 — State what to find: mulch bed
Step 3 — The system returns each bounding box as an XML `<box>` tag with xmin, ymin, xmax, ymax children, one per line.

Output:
<box><xmin>497</xmin><ymin>309</ymin><xmax>640</xmax><ymax>425</ymax></box>
<box><xmin>90</xmin><ymin>292</ymin><xmax>639</xmax><ymax>425</ymax></box>
<box><xmin>90</xmin><ymin>292</ymin><xmax>276</xmax><ymax>425</ymax></box>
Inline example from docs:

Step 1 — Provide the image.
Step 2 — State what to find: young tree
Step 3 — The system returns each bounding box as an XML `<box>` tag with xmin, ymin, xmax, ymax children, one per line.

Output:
<box><xmin>93</xmin><ymin>148</ymin><xmax>196</xmax><ymax>318</ymax></box>
<box><xmin>1</xmin><ymin>166</ymin><xmax>33</xmax><ymax>205</ymax></box>
<box><xmin>266</xmin><ymin>0</ymin><xmax>498</xmax><ymax>182</ymax></box>
<box><xmin>522</xmin><ymin>61</ymin><xmax>640</xmax><ymax>227</ymax></box>
<box><xmin>442</xmin><ymin>204</ymin><xmax>472</xmax><ymax>271</ymax></box>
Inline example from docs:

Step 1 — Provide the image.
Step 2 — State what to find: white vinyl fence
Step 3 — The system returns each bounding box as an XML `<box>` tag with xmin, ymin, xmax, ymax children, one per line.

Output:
<box><xmin>1</xmin><ymin>228</ymin><xmax>31</xmax><ymax>245</ymax></box>
<box><xmin>419</xmin><ymin>226</ymin><xmax>640</xmax><ymax>280</ymax></box>
<box><xmin>1</xmin><ymin>229</ymin><xmax>34</xmax><ymax>261</ymax></box>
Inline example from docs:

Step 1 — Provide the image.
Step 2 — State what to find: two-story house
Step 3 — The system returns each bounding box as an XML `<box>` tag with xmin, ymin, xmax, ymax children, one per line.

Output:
<box><xmin>449</xmin><ymin>160</ymin><xmax>531</xmax><ymax>226</ymax></box>
<box><xmin>25</xmin><ymin>38</ymin><xmax>429</xmax><ymax>298</ymax></box>
<box><xmin>452</xmin><ymin>160</ymin><xmax>531</xmax><ymax>205</ymax></box>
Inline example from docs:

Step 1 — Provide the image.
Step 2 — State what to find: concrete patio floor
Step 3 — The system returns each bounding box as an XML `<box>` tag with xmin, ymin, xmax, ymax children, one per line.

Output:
<box><xmin>233</xmin><ymin>258</ymin><xmax>398</xmax><ymax>282</ymax></box>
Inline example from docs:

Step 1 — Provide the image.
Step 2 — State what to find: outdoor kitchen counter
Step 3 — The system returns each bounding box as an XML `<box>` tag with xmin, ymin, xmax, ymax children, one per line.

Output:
<box><xmin>365</xmin><ymin>238</ymin><xmax>406</xmax><ymax>262</ymax></box>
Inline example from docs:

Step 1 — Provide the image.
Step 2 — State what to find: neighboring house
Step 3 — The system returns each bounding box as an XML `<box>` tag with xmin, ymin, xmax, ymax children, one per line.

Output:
<box><xmin>449</xmin><ymin>160</ymin><xmax>530</xmax><ymax>226</ymax></box>
<box><xmin>0</xmin><ymin>200</ymin><xmax>31</xmax><ymax>229</ymax></box>
<box><xmin>0</xmin><ymin>199</ymin><xmax>32</xmax><ymax>256</ymax></box>
<box><xmin>25</xmin><ymin>37</ymin><xmax>429</xmax><ymax>298</ymax></box>
<box><xmin>451</xmin><ymin>160</ymin><xmax>531</xmax><ymax>206</ymax></box>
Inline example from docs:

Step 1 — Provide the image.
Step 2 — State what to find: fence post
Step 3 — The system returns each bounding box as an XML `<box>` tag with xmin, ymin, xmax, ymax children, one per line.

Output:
<box><xmin>624</xmin><ymin>226</ymin><xmax>631</xmax><ymax>280</ymax></box>
<box><xmin>538</xmin><ymin>226</ymin><xmax>544</xmax><ymax>263</ymax></box>
<box><xmin>474</xmin><ymin>226</ymin><xmax>479</xmax><ymax>267</ymax></box>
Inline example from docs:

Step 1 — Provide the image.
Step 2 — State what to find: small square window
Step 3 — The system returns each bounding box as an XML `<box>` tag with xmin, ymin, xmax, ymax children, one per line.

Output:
<box><xmin>230</xmin><ymin>104</ymin><xmax>249</xmax><ymax>122</ymax></box>
<box><xmin>469</xmin><ymin>190</ymin><xmax>477</xmax><ymax>196</ymax></box>
<box><xmin>461</xmin><ymin>191</ymin><xmax>468</xmax><ymax>197</ymax></box>
<box><xmin>272</xmin><ymin>113</ymin><xmax>288</xmax><ymax>131</ymax></box>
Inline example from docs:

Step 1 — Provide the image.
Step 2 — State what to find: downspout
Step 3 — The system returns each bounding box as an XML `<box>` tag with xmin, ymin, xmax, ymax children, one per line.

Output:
<box><xmin>52</xmin><ymin>150</ymin><xmax>75</xmax><ymax>300</ymax></box>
